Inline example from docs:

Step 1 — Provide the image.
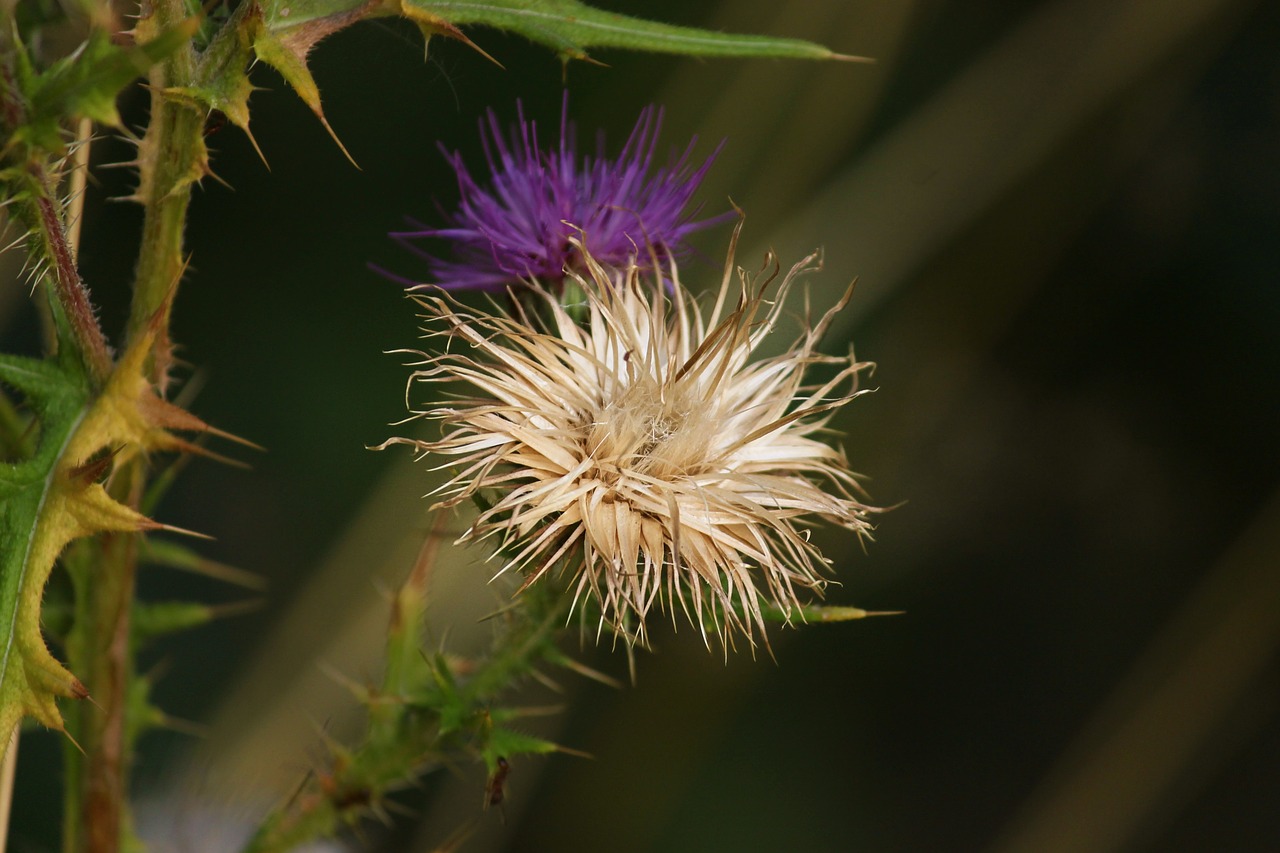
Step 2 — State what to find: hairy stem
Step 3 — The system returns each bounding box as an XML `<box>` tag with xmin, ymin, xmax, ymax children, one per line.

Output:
<box><xmin>62</xmin><ymin>516</ymin><xmax>142</xmax><ymax>853</ymax></box>
<box><xmin>127</xmin><ymin>0</ymin><xmax>205</xmax><ymax>380</ymax></box>
<box><xmin>61</xmin><ymin>2</ymin><xmax>204</xmax><ymax>851</ymax></box>
<box><xmin>29</xmin><ymin>176</ymin><xmax>113</xmax><ymax>382</ymax></box>
<box><xmin>0</xmin><ymin>58</ymin><xmax>112</xmax><ymax>381</ymax></box>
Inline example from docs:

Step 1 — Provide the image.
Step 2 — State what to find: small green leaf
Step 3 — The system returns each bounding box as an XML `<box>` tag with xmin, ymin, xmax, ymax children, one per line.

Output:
<box><xmin>481</xmin><ymin>726</ymin><xmax>561</xmax><ymax>768</ymax></box>
<box><xmin>6</xmin><ymin>22</ymin><xmax>198</xmax><ymax>155</ymax></box>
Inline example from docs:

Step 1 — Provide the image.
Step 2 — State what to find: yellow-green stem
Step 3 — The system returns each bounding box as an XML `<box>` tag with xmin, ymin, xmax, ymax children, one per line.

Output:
<box><xmin>127</xmin><ymin>0</ymin><xmax>204</xmax><ymax>373</ymax></box>
<box><xmin>61</xmin><ymin>2</ymin><xmax>205</xmax><ymax>851</ymax></box>
<box><xmin>62</xmin><ymin>512</ymin><xmax>141</xmax><ymax>853</ymax></box>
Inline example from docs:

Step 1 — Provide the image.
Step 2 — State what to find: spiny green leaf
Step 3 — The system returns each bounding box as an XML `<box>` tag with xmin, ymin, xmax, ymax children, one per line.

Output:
<box><xmin>401</xmin><ymin>0</ymin><xmax>853</xmax><ymax>60</ymax></box>
<box><xmin>257</xmin><ymin>0</ymin><xmax>850</xmax><ymax>60</ymax></box>
<box><xmin>249</xmin><ymin>0</ymin><xmax>853</xmax><ymax>159</ymax></box>
<box><xmin>250</xmin><ymin>21</ymin><xmax>357</xmax><ymax>165</ymax></box>
<box><xmin>0</xmin><ymin>350</ymin><xmax>92</xmax><ymax>755</ymax></box>
<box><xmin>5</xmin><ymin>22</ymin><xmax>198</xmax><ymax>155</ymax></box>
<box><xmin>167</xmin><ymin>2</ymin><xmax>267</xmax><ymax>163</ymax></box>
<box><xmin>0</xmin><ymin>279</ymin><xmax>214</xmax><ymax>757</ymax></box>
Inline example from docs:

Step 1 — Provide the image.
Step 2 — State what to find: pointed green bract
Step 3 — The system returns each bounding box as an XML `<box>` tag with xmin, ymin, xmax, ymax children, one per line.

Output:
<box><xmin>757</xmin><ymin>602</ymin><xmax>903</xmax><ymax>623</ymax></box>
<box><xmin>131</xmin><ymin>600</ymin><xmax>218</xmax><ymax>644</ymax></box>
<box><xmin>483</xmin><ymin>725</ymin><xmax>561</xmax><ymax>767</ymax></box>
<box><xmin>137</xmin><ymin>538</ymin><xmax>264</xmax><ymax>588</ymax></box>
<box><xmin>167</xmin><ymin>2</ymin><xmax>261</xmax><ymax>145</ymax></box>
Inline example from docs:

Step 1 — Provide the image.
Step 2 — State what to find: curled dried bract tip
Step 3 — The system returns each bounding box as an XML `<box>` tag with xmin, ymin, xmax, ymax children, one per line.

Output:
<box><xmin>389</xmin><ymin>228</ymin><xmax>879</xmax><ymax>651</ymax></box>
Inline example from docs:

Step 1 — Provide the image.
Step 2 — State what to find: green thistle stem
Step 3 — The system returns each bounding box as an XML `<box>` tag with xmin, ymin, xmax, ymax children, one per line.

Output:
<box><xmin>126</xmin><ymin>0</ymin><xmax>204</xmax><ymax>370</ymax></box>
<box><xmin>61</xmin><ymin>520</ymin><xmax>142</xmax><ymax>853</ymax></box>
<box><xmin>60</xmin><ymin>2</ymin><xmax>204</xmax><ymax>850</ymax></box>
<box><xmin>241</xmin><ymin>579</ymin><xmax>571</xmax><ymax>853</ymax></box>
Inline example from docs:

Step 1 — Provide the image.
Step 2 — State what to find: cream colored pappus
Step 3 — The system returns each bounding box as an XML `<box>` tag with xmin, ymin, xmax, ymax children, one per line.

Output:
<box><xmin>379</xmin><ymin>225</ymin><xmax>879</xmax><ymax>651</ymax></box>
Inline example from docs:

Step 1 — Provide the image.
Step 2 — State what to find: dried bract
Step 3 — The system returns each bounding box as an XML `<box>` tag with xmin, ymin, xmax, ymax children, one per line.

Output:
<box><xmin>384</xmin><ymin>234</ymin><xmax>877</xmax><ymax>649</ymax></box>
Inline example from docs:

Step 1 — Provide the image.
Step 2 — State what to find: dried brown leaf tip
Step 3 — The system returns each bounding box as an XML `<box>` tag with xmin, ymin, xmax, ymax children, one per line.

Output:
<box><xmin>385</xmin><ymin>232</ymin><xmax>879</xmax><ymax>651</ymax></box>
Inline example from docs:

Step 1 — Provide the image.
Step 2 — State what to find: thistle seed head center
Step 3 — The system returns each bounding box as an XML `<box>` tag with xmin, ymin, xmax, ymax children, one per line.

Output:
<box><xmin>587</xmin><ymin>376</ymin><xmax>715</xmax><ymax>480</ymax></box>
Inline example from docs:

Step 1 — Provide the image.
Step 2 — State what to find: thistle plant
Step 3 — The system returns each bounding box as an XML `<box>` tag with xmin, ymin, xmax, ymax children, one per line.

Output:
<box><xmin>0</xmin><ymin>1</ymin><xmax>879</xmax><ymax>850</ymax></box>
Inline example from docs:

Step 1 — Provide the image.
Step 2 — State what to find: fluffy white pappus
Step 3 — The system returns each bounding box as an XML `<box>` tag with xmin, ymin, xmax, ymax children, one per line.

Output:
<box><xmin>381</xmin><ymin>227</ymin><xmax>879</xmax><ymax>651</ymax></box>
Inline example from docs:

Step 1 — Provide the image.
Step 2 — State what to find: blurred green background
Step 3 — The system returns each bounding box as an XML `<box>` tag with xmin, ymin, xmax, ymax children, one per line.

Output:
<box><xmin>5</xmin><ymin>0</ymin><xmax>1280</xmax><ymax>850</ymax></box>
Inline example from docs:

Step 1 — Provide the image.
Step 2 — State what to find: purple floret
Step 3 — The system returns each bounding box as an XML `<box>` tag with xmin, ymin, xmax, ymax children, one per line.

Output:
<box><xmin>382</xmin><ymin>99</ymin><xmax>725</xmax><ymax>291</ymax></box>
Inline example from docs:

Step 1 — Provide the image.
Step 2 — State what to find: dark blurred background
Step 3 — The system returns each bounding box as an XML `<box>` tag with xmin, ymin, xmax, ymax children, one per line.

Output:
<box><xmin>4</xmin><ymin>0</ymin><xmax>1280</xmax><ymax>850</ymax></box>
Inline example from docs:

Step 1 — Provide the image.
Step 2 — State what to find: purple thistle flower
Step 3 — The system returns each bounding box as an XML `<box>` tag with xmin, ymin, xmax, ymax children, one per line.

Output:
<box><xmin>380</xmin><ymin>99</ymin><xmax>726</xmax><ymax>291</ymax></box>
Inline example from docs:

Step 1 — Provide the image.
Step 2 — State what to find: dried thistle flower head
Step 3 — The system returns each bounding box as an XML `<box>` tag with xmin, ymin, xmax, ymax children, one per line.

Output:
<box><xmin>380</xmin><ymin>99</ymin><xmax>725</xmax><ymax>291</ymax></box>
<box><xmin>385</xmin><ymin>230</ymin><xmax>877</xmax><ymax>649</ymax></box>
